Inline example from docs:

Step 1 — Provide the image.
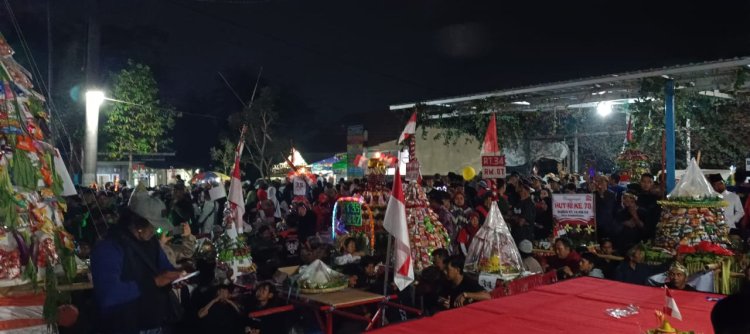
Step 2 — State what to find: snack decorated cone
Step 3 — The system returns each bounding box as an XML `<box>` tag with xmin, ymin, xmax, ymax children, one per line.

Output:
<box><xmin>403</xmin><ymin>180</ymin><xmax>450</xmax><ymax>272</ymax></box>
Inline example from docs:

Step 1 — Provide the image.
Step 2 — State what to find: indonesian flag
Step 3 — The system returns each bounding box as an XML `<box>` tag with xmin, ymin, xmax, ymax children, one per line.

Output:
<box><xmin>397</xmin><ymin>111</ymin><xmax>417</xmax><ymax>145</ymax></box>
<box><xmin>228</xmin><ymin>127</ymin><xmax>247</xmax><ymax>237</ymax></box>
<box><xmin>481</xmin><ymin>113</ymin><xmax>499</xmax><ymax>155</ymax></box>
<box><xmin>626</xmin><ymin>115</ymin><xmax>633</xmax><ymax>142</ymax></box>
<box><xmin>383</xmin><ymin>160</ymin><xmax>414</xmax><ymax>290</ymax></box>
<box><xmin>663</xmin><ymin>287</ymin><xmax>683</xmax><ymax>320</ymax></box>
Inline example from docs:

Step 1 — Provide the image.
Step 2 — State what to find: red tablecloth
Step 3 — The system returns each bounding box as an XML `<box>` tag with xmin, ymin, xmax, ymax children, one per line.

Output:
<box><xmin>374</xmin><ymin>277</ymin><xmax>719</xmax><ymax>334</ymax></box>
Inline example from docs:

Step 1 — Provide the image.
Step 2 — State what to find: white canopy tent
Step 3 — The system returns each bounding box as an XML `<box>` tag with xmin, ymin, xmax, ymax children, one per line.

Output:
<box><xmin>271</xmin><ymin>148</ymin><xmax>309</xmax><ymax>177</ymax></box>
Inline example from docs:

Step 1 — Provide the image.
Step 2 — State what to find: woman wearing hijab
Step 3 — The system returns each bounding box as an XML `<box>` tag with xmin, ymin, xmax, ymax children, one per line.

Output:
<box><xmin>457</xmin><ymin>211</ymin><xmax>481</xmax><ymax>256</ymax></box>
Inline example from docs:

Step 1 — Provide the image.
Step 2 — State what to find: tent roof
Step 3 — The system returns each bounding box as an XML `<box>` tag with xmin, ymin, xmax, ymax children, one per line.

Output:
<box><xmin>271</xmin><ymin>148</ymin><xmax>309</xmax><ymax>175</ymax></box>
<box><xmin>390</xmin><ymin>57</ymin><xmax>750</xmax><ymax>114</ymax></box>
<box><xmin>310</xmin><ymin>156</ymin><xmax>340</xmax><ymax>166</ymax></box>
<box><xmin>288</xmin><ymin>148</ymin><xmax>307</xmax><ymax>166</ymax></box>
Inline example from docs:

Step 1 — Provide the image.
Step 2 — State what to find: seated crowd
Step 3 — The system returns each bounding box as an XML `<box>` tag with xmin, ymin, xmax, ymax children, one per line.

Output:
<box><xmin>83</xmin><ymin>169</ymin><xmax>749</xmax><ymax>334</ymax></box>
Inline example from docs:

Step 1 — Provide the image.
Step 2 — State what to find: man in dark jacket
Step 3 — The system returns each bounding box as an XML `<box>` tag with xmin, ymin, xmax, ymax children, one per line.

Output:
<box><xmin>594</xmin><ymin>175</ymin><xmax>618</xmax><ymax>239</ymax></box>
<box><xmin>91</xmin><ymin>189</ymin><xmax>185</xmax><ymax>334</ymax></box>
<box><xmin>511</xmin><ymin>184</ymin><xmax>535</xmax><ymax>243</ymax></box>
<box><xmin>286</xmin><ymin>202</ymin><xmax>318</xmax><ymax>245</ymax></box>
<box><xmin>636</xmin><ymin>173</ymin><xmax>662</xmax><ymax>240</ymax></box>
<box><xmin>614</xmin><ymin>244</ymin><xmax>667</xmax><ymax>286</ymax></box>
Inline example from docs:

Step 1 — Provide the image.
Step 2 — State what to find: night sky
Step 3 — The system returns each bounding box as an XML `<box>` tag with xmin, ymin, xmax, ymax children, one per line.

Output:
<box><xmin>2</xmin><ymin>0</ymin><xmax>749</xmax><ymax>168</ymax></box>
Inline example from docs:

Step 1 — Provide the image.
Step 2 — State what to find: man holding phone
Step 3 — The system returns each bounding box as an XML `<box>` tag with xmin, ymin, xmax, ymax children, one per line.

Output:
<box><xmin>160</xmin><ymin>222</ymin><xmax>197</xmax><ymax>267</ymax></box>
<box><xmin>92</xmin><ymin>187</ymin><xmax>187</xmax><ymax>334</ymax></box>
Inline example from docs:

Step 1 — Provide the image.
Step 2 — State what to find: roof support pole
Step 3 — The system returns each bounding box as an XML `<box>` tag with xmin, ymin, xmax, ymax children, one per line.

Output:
<box><xmin>665</xmin><ymin>79</ymin><xmax>676</xmax><ymax>193</ymax></box>
<box><xmin>573</xmin><ymin>129</ymin><xmax>579</xmax><ymax>173</ymax></box>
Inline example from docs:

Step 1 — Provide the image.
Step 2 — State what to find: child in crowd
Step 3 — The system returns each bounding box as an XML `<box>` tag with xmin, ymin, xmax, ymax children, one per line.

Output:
<box><xmin>335</xmin><ymin>237</ymin><xmax>364</xmax><ymax>266</ymax></box>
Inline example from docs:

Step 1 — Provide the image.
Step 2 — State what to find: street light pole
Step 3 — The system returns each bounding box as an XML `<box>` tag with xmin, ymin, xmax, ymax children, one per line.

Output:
<box><xmin>83</xmin><ymin>91</ymin><xmax>104</xmax><ymax>186</ymax></box>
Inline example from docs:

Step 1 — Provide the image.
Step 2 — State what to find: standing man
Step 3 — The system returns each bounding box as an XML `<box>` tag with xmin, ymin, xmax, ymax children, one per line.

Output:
<box><xmin>614</xmin><ymin>191</ymin><xmax>647</xmax><ymax>253</ymax></box>
<box><xmin>708</xmin><ymin>174</ymin><xmax>745</xmax><ymax>236</ymax></box>
<box><xmin>511</xmin><ymin>184</ymin><xmax>536</xmax><ymax>243</ymax></box>
<box><xmin>608</xmin><ymin>172</ymin><xmax>626</xmax><ymax>203</ymax></box>
<box><xmin>91</xmin><ymin>190</ymin><xmax>185</xmax><ymax>333</ymax></box>
<box><xmin>594</xmin><ymin>175</ymin><xmax>617</xmax><ymax>239</ymax></box>
<box><xmin>636</xmin><ymin>173</ymin><xmax>662</xmax><ymax>240</ymax></box>
<box><xmin>506</xmin><ymin>172</ymin><xmax>521</xmax><ymax>208</ymax></box>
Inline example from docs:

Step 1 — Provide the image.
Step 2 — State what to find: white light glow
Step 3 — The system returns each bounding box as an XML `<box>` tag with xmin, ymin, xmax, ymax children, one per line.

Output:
<box><xmin>86</xmin><ymin>91</ymin><xmax>105</xmax><ymax>109</ymax></box>
<box><xmin>511</xmin><ymin>101</ymin><xmax>530</xmax><ymax>105</ymax></box>
<box><xmin>85</xmin><ymin>91</ymin><xmax>105</xmax><ymax>128</ymax></box>
<box><xmin>596</xmin><ymin>101</ymin><xmax>613</xmax><ymax>117</ymax></box>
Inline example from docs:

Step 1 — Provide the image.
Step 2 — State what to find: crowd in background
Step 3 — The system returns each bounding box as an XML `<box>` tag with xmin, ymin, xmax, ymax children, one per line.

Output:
<box><xmin>67</xmin><ymin>168</ymin><xmax>750</xmax><ymax>334</ymax></box>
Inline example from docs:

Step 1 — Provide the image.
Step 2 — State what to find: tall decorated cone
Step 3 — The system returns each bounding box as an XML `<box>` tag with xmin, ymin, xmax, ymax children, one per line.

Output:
<box><xmin>228</xmin><ymin>126</ymin><xmax>247</xmax><ymax>237</ymax></box>
<box><xmin>397</xmin><ymin>111</ymin><xmax>417</xmax><ymax>145</ymax></box>
<box><xmin>663</xmin><ymin>287</ymin><xmax>683</xmax><ymax>321</ymax></box>
<box><xmin>383</xmin><ymin>160</ymin><xmax>414</xmax><ymax>290</ymax></box>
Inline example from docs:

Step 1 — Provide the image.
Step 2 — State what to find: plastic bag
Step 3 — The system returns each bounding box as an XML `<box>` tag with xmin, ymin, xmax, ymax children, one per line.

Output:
<box><xmin>464</xmin><ymin>202</ymin><xmax>524</xmax><ymax>276</ymax></box>
<box><xmin>605</xmin><ymin>304</ymin><xmax>639</xmax><ymax>319</ymax></box>
<box><xmin>668</xmin><ymin>158</ymin><xmax>719</xmax><ymax>200</ymax></box>
<box><xmin>295</xmin><ymin>260</ymin><xmax>347</xmax><ymax>290</ymax></box>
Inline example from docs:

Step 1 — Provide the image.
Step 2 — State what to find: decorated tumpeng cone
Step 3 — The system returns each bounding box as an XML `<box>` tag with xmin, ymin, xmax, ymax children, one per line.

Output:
<box><xmin>654</xmin><ymin>158</ymin><xmax>731</xmax><ymax>250</ymax></box>
<box><xmin>464</xmin><ymin>202</ymin><xmax>524</xmax><ymax>277</ymax></box>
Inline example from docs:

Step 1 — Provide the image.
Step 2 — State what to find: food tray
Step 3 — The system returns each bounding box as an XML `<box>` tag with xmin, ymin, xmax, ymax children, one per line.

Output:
<box><xmin>300</xmin><ymin>284</ymin><xmax>347</xmax><ymax>294</ymax></box>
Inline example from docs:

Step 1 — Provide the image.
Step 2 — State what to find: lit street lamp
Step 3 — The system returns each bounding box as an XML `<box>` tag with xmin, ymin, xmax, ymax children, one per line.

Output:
<box><xmin>83</xmin><ymin>90</ymin><xmax>105</xmax><ymax>186</ymax></box>
<box><xmin>596</xmin><ymin>101</ymin><xmax>613</xmax><ymax>117</ymax></box>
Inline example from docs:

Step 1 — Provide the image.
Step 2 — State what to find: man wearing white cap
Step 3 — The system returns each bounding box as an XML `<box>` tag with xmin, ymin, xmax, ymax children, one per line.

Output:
<box><xmin>518</xmin><ymin>239</ymin><xmax>543</xmax><ymax>273</ymax></box>
<box><xmin>91</xmin><ymin>186</ymin><xmax>186</xmax><ymax>333</ymax></box>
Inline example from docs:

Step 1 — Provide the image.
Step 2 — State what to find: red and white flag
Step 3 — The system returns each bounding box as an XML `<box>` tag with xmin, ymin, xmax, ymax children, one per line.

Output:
<box><xmin>397</xmin><ymin>111</ymin><xmax>417</xmax><ymax>145</ymax></box>
<box><xmin>383</xmin><ymin>159</ymin><xmax>414</xmax><ymax>290</ymax></box>
<box><xmin>353</xmin><ymin>147</ymin><xmax>368</xmax><ymax>169</ymax></box>
<box><xmin>625</xmin><ymin>115</ymin><xmax>633</xmax><ymax>143</ymax></box>
<box><xmin>481</xmin><ymin>113</ymin><xmax>499</xmax><ymax>155</ymax></box>
<box><xmin>663</xmin><ymin>287</ymin><xmax>683</xmax><ymax>320</ymax></box>
<box><xmin>228</xmin><ymin>126</ymin><xmax>247</xmax><ymax>237</ymax></box>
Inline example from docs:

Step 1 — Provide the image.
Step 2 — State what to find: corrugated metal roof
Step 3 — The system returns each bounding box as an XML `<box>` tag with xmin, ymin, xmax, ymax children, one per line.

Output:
<box><xmin>390</xmin><ymin>57</ymin><xmax>750</xmax><ymax>112</ymax></box>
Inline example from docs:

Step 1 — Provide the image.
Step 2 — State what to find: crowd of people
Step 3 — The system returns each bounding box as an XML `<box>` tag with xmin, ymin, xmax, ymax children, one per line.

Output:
<box><xmin>70</xmin><ymin>168</ymin><xmax>750</xmax><ymax>334</ymax></box>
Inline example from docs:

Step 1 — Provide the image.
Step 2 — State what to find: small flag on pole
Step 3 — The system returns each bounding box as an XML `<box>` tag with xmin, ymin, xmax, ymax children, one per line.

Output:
<box><xmin>481</xmin><ymin>113</ymin><xmax>499</xmax><ymax>155</ymax></box>
<box><xmin>663</xmin><ymin>287</ymin><xmax>683</xmax><ymax>320</ymax></box>
<box><xmin>228</xmin><ymin>126</ymin><xmax>247</xmax><ymax>237</ymax></box>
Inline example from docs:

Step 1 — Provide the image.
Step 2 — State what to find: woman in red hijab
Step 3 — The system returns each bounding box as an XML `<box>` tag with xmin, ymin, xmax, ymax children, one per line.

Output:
<box><xmin>312</xmin><ymin>193</ymin><xmax>332</xmax><ymax>233</ymax></box>
<box><xmin>457</xmin><ymin>211</ymin><xmax>481</xmax><ymax>256</ymax></box>
<box><xmin>256</xmin><ymin>188</ymin><xmax>276</xmax><ymax>224</ymax></box>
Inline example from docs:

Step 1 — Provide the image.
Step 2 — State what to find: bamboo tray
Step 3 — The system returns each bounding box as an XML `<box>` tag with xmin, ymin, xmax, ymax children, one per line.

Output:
<box><xmin>299</xmin><ymin>284</ymin><xmax>347</xmax><ymax>294</ymax></box>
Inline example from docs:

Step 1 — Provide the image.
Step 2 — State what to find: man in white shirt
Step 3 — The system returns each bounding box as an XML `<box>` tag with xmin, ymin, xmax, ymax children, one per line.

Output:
<box><xmin>708</xmin><ymin>174</ymin><xmax>745</xmax><ymax>233</ymax></box>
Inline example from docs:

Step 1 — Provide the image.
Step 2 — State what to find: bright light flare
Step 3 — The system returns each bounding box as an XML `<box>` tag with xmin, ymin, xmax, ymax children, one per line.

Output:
<box><xmin>597</xmin><ymin>101</ymin><xmax>613</xmax><ymax>117</ymax></box>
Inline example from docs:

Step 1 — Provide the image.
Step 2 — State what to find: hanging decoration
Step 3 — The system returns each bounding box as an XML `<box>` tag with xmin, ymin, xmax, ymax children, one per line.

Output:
<box><xmin>0</xmin><ymin>31</ymin><xmax>78</xmax><ymax>326</ymax></box>
<box><xmin>284</xmin><ymin>148</ymin><xmax>316</xmax><ymax>201</ymax></box>
<box><xmin>361</xmin><ymin>151</ymin><xmax>397</xmax><ymax>244</ymax></box>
